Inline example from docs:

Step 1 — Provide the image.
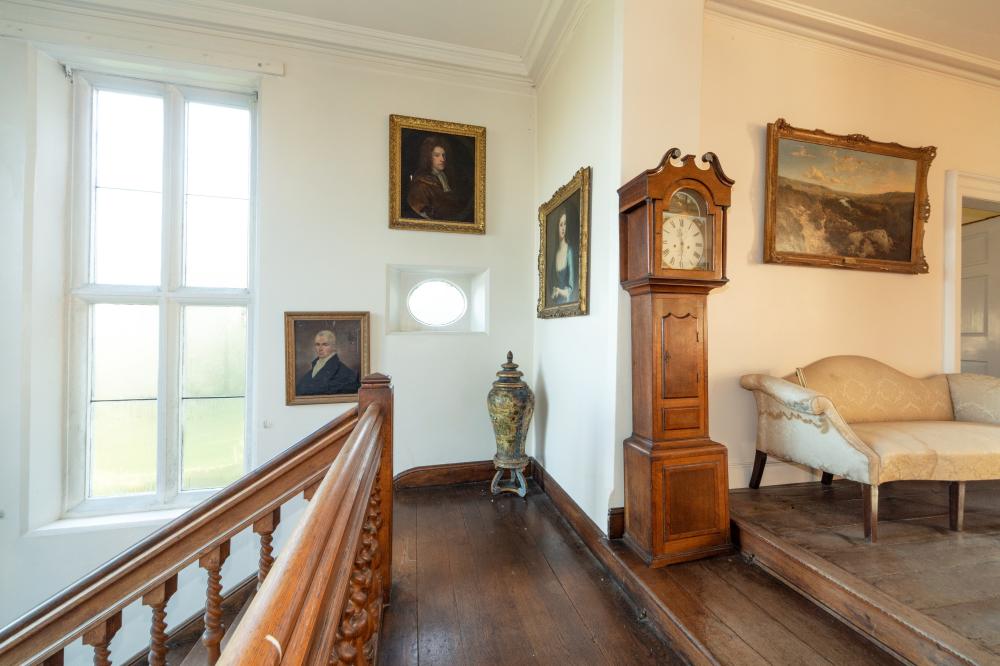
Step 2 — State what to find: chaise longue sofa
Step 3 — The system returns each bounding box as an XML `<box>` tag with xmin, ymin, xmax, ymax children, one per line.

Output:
<box><xmin>740</xmin><ymin>356</ymin><xmax>1000</xmax><ymax>542</ymax></box>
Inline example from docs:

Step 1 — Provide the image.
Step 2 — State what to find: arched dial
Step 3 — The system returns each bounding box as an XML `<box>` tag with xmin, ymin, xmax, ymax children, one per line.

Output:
<box><xmin>661</xmin><ymin>214</ymin><xmax>706</xmax><ymax>270</ymax></box>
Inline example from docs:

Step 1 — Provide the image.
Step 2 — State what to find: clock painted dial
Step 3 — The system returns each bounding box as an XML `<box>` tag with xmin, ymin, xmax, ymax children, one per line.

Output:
<box><xmin>661</xmin><ymin>214</ymin><xmax>707</xmax><ymax>269</ymax></box>
<box><xmin>660</xmin><ymin>188</ymin><xmax>712</xmax><ymax>271</ymax></box>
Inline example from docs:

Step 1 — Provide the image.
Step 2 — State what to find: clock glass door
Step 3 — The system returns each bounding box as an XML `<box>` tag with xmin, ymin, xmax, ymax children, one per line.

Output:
<box><xmin>661</xmin><ymin>188</ymin><xmax>713</xmax><ymax>271</ymax></box>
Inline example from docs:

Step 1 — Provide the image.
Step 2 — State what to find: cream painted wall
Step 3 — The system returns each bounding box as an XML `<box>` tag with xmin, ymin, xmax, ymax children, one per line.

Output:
<box><xmin>700</xmin><ymin>14</ymin><xmax>1000</xmax><ymax>486</ymax></box>
<box><xmin>0</xmin><ymin>15</ymin><xmax>536</xmax><ymax>645</ymax></box>
<box><xmin>533</xmin><ymin>0</ymin><xmax>624</xmax><ymax>530</ymax></box>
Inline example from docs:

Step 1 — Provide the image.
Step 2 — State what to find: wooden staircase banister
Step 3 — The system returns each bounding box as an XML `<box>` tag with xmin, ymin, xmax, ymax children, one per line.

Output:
<box><xmin>218</xmin><ymin>400</ymin><xmax>388</xmax><ymax>664</ymax></box>
<box><xmin>0</xmin><ymin>405</ymin><xmax>360</xmax><ymax>665</ymax></box>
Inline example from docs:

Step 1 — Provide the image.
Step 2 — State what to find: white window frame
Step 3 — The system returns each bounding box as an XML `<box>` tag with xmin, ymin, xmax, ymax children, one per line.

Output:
<box><xmin>65</xmin><ymin>71</ymin><xmax>258</xmax><ymax>516</ymax></box>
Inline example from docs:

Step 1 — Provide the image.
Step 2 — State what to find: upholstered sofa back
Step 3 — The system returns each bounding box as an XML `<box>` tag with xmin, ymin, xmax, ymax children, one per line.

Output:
<box><xmin>792</xmin><ymin>356</ymin><xmax>954</xmax><ymax>424</ymax></box>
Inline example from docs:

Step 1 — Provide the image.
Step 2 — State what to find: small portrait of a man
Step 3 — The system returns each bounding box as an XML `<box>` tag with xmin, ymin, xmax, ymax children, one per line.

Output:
<box><xmin>285</xmin><ymin>312</ymin><xmax>370</xmax><ymax>405</ymax></box>
<box><xmin>390</xmin><ymin>115</ymin><xmax>485</xmax><ymax>234</ymax></box>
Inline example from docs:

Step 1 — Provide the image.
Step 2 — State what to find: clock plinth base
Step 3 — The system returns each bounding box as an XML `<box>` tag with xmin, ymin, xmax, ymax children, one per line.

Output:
<box><xmin>623</xmin><ymin>436</ymin><xmax>733</xmax><ymax>568</ymax></box>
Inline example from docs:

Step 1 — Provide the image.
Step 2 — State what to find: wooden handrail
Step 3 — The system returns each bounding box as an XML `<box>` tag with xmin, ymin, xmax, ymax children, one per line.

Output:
<box><xmin>218</xmin><ymin>402</ymin><xmax>386</xmax><ymax>664</ymax></box>
<box><xmin>0</xmin><ymin>406</ymin><xmax>360</xmax><ymax>665</ymax></box>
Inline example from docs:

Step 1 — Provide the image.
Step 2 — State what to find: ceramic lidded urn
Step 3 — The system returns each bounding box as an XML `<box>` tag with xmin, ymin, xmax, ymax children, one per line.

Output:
<box><xmin>487</xmin><ymin>351</ymin><xmax>535</xmax><ymax>497</ymax></box>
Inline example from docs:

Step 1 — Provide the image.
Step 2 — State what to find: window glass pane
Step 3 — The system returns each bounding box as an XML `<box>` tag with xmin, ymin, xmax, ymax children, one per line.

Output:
<box><xmin>94</xmin><ymin>90</ymin><xmax>163</xmax><ymax>192</ymax></box>
<box><xmin>182</xmin><ymin>397</ymin><xmax>245</xmax><ymax>490</ymax></box>
<box><xmin>184</xmin><ymin>195</ymin><xmax>249</xmax><ymax>288</ymax></box>
<box><xmin>92</xmin><ymin>304</ymin><xmax>159</xmax><ymax>401</ymax></box>
<box><xmin>407</xmin><ymin>280</ymin><xmax>467</xmax><ymax>326</ymax></box>
<box><xmin>182</xmin><ymin>306</ymin><xmax>246</xmax><ymax>398</ymax></box>
<box><xmin>94</xmin><ymin>188</ymin><xmax>162</xmax><ymax>285</ymax></box>
<box><xmin>186</xmin><ymin>102</ymin><xmax>250</xmax><ymax>199</ymax></box>
<box><xmin>90</xmin><ymin>400</ymin><xmax>157</xmax><ymax>497</ymax></box>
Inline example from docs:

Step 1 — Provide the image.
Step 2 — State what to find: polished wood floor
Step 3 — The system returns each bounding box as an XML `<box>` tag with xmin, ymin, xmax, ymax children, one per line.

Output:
<box><xmin>732</xmin><ymin>480</ymin><xmax>1000</xmax><ymax>663</ymax></box>
<box><xmin>378</xmin><ymin>482</ymin><xmax>682</xmax><ymax>665</ymax></box>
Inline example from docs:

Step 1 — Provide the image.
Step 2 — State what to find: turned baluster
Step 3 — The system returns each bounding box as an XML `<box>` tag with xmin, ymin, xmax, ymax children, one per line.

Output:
<box><xmin>253</xmin><ymin>508</ymin><xmax>281</xmax><ymax>587</ymax></box>
<box><xmin>141</xmin><ymin>574</ymin><xmax>178</xmax><ymax>666</ymax></box>
<box><xmin>82</xmin><ymin>611</ymin><xmax>122</xmax><ymax>666</ymax></box>
<box><xmin>199</xmin><ymin>541</ymin><xmax>231</xmax><ymax>664</ymax></box>
<box><xmin>303</xmin><ymin>479</ymin><xmax>321</xmax><ymax>501</ymax></box>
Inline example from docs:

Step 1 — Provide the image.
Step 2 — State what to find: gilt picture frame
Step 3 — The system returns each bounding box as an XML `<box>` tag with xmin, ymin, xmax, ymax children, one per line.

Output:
<box><xmin>764</xmin><ymin>118</ymin><xmax>935</xmax><ymax>274</ymax></box>
<box><xmin>537</xmin><ymin>166</ymin><xmax>591</xmax><ymax>318</ymax></box>
<box><xmin>389</xmin><ymin>114</ymin><xmax>486</xmax><ymax>235</ymax></box>
<box><xmin>284</xmin><ymin>311</ymin><xmax>370</xmax><ymax>406</ymax></box>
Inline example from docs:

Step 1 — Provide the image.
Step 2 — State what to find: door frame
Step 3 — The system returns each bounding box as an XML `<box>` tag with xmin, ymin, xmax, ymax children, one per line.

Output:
<box><xmin>943</xmin><ymin>170</ymin><xmax>1000</xmax><ymax>372</ymax></box>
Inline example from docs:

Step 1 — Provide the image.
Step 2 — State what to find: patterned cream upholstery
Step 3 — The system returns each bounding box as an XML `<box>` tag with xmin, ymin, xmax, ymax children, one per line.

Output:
<box><xmin>948</xmin><ymin>373</ymin><xmax>1000</xmax><ymax>424</ymax></box>
<box><xmin>741</xmin><ymin>357</ymin><xmax>1000</xmax><ymax>487</ymax></box>
<box><xmin>851</xmin><ymin>421</ymin><xmax>1000</xmax><ymax>482</ymax></box>
<box><xmin>796</xmin><ymin>356</ymin><xmax>953</xmax><ymax>423</ymax></box>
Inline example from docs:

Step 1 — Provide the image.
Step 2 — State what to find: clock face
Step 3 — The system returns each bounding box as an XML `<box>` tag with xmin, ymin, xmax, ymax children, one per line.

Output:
<box><xmin>661</xmin><ymin>189</ymin><xmax>712</xmax><ymax>271</ymax></box>
<box><xmin>661</xmin><ymin>214</ymin><xmax>707</xmax><ymax>269</ymax></box>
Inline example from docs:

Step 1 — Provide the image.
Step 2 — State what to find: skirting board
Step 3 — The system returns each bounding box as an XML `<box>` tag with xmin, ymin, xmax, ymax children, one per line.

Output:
<box><xmin>393</xmin><ymin>459</ymin><xmax>535</xmax><ymax>490</ymax></box>
<box><xmin>530</xmin><ymin>459</ymin><xmax>718</xmax><ymax>666</ymax></box>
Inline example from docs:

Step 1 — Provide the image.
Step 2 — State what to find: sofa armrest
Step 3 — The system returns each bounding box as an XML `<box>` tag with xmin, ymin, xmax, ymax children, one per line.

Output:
<box><xmin>740</xmin><ymin>374</ymin><xmax>881</xmax><ymax>485</ymax></box>
<box><xmin>948</xmin><ymin>373</ymin><xmax>1000</xmax><ymax>424</ymax></box>
<box><xmin>739</xmin><ymin>374</ymin><xmax>833</xmax><ymax>415</ymax></box>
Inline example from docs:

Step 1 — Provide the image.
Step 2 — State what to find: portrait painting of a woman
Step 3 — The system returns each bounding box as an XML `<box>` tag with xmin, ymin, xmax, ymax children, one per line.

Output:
<box><xmin>390</xmin><ymin>114</ymin><xmax>486</xmax><ymax>234</ymax></box>
<box><xmin>538</xmin><ymin>167</ymin><xmax>591</xmax><ymax>319</ymax></box>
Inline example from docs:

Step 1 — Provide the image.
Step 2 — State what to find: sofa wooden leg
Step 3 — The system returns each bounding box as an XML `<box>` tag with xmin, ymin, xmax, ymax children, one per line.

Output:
<box><xmin>749</xmin><ymin>451</ymin><xmax>767</xmax><ymax>489</ymax></box>
<box><xmin>863</xmin><ymin>484</ymin><xmax>879</xmax><ymax>543</ymax></box>
<box><xmin>821</xmin><ymin>472</ymin><xmax>834</xmax><ymax>485</ymax></box>
<box><xmin>950</xmin><ymin>481</ymin><xmax>966</xmax><ymax>531</ymax></box>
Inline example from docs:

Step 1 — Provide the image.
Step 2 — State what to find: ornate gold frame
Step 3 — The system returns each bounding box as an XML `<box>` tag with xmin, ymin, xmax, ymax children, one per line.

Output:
<box><xmin>284</xmin><ymin>311</ymin><xmax>371</xmax><ymax>405</ymax></box>
<box><xmin>765</xmin><ymin>118</ymin><xmax>935</xmax><ymax>274</ymax></box>
<box><xmin>537</xmin><ymin>166</ymin><xmax>591</xmax><ymax>318</ymax></box>
<box><xmin>389</xmin><ymin>114</ymin><xmax>486</xmax><ymax>234</ymax></box>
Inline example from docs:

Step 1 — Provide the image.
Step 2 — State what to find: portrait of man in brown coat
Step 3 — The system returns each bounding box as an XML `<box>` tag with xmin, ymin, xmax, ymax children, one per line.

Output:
<box><xmin>403</xmin><ymin>133</ymin><xmax>474</xmax><ymax>223</ymax></box>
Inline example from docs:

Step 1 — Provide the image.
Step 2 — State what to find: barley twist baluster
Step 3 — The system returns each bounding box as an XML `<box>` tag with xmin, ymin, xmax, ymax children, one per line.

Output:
<box><xmin>253</xmin><ymin>508</ymin><xmax>281</xmax><ymax>587</ymax></box>
<box><xmin>81</xmin><ymin>611</ymin><xmax>122</xmax><ymax>666</ymax></box>
<box><xmin>141</xmin><ymin>574</ymin><xmax>179</xmax><ymax>666</ymax></box>
<box><xmin>199</xmin><ymin>541</ymin><xmax>231</xmax><ymax>664</ymax></box>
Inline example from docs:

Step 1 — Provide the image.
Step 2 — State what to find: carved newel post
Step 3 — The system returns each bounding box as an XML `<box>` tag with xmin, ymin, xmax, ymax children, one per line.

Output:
<box><xmin>487</xmin><ymin>351</ymin><xmax>534</xmax><ymax>497</ymax></box>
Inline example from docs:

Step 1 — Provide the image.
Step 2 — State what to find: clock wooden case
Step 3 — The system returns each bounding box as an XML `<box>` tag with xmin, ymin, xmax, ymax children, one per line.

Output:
<box><xmin>618</xmin><ymin>148</ymin><xmax>734</xmax><ymax>567</ymax></box>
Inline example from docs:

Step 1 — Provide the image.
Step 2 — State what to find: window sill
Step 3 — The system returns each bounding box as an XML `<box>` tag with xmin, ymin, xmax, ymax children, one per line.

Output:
<box><xmin>28</xmin><ymin>507</ymin><xmax>189</xmax><ymax>538</ymax></box>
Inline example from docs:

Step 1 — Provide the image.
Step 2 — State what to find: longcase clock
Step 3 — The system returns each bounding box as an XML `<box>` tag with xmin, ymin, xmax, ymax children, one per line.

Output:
<box><xmin>618</xmin><ymin>148</ymin><xmax>734</xmax><ymax>567</ymax></box>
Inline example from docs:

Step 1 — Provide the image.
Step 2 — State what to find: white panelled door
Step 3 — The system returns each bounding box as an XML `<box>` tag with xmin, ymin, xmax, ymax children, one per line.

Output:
<box><xmin>961</xmin><ymin>216</ymin><xmax>1000</xmax><ymax>375</ymax></box>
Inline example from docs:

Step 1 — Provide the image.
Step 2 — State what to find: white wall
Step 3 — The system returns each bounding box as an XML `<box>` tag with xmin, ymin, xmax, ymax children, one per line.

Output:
<box><xmin>700</xmin><ymin>13</ymin><xmax>1000</xmax><ymax>486</ymax></box>
<box><xmin>0</xmin><ymin>13</ymin><xmax>536</xmax><ymax>648</ymax></box>
<box><xmin>533</xmin><ymin>0</ymin><xmax>624</xmax><ymax>530</ymax></box>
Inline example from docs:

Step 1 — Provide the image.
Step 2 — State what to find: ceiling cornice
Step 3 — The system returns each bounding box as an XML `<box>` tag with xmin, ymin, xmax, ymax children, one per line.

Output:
<box><xmin>521</xmin><ymin>0</ymin><xmax>588</xmax><ymax>86</ymax></box>
<box><xmin>3</xmin><ymin>0</ymin><xmax>576</xmax><ymax>89</ymax></box>
<box><xmin>706</xmin><ymin>0</ymin><xmax>1000</xmax><ymax>88</ymax></box>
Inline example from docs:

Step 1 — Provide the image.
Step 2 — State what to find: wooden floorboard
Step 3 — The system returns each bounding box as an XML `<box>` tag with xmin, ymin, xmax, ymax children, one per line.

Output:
<box><xmin>379</xmin><ymin>482</ymin><xmax>680</xmax><ymax>666</ymax></box>
<box><xmin>732</xmin><ymin>479</ymin><xmax>1000</xmax><ymax>665</ymax></box>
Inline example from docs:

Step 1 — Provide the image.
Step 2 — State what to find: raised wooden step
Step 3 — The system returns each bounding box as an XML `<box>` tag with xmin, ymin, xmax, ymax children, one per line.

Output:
<box><xmin>732</xmin><ymin>480</ymin><xmax>1000</xmax><ymax>665</ymax></box>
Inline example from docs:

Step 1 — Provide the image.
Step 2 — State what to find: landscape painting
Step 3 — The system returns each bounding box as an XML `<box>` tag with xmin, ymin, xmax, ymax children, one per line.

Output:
<box><xmin>764</xmin><ymin>118</ymin><xmax>935</xmax><ymax>274</ymax></box>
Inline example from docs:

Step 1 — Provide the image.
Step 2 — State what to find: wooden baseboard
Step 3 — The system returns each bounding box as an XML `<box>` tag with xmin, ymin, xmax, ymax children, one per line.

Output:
<box><xmin>393</xmin><ymin>459</ymin><xmax>534</xmax><ymax>490</ymax></box>
<box><xmin>529</xmin><ymin>458</ymin><xmax>717</xmax><ymax>666</ymax></box>
<box><xmin>607</xmin><ymin>507</ymin><xmax>624</xmax><ymax>539</ymax></box>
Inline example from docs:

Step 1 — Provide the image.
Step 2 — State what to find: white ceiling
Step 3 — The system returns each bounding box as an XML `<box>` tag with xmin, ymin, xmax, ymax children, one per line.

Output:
<box><xmin>787</xmin><ymin>0</ymin><xmax>1000</xmax><ymax>62</ymax></box>
<box><xmin>219</xmin><ymin>0</ymin><xmax>546</xmax><ymax>55</ymax></box>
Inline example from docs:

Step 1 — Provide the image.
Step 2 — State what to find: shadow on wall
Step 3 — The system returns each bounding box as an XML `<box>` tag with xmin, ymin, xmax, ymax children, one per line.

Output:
<box><xmin>533</xmin><ymin>365</ymin><xmax>548</xmax><ymax>465</ymax></box>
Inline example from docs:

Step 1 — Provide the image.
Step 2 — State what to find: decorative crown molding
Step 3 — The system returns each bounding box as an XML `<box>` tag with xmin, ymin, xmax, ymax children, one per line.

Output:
<box><xmin>2</xmin><ymin>0</ymin><xmax>583</xmax><ymax>90</ymax></box>
<box><xmin>706</xmin><ymin>0</ymin><xmax>1000</xmax><ymax>88</ymax></box>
